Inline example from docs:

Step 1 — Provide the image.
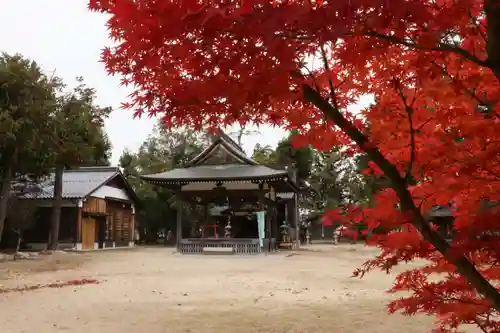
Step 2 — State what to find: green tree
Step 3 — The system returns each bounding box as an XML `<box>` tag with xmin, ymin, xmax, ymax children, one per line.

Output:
<box><xmin>251</xmin><ymin>144</ymin><xmax>277</xmax><ymax>165</ymax></box>
<box><xmin>46</xmin><ymin>77</ymin><xmax>112</xmax><ymax>250</ymax></box>
<box><xmin>251</xmin><ymin>132</ymin><xmax>314</xmax><ymax>182</ymax></box>
<box><xmin>354</xmin><ymin>153</ymin><xmax>391</xmax><ymax>207</ymax></box>
<box><xmin>275</xmin><ymin>132</ymin><xmax>314</xmax><ymax>181</ymax></box>
<box><xmin>120</xmin><ymin>124</ymin><xmax>210</xmax><ymax>242</ymax></box>
<box><xmin>0</xmin><ymin>53</ymin><xmax>59</xmax><ymax>242</ymax></box>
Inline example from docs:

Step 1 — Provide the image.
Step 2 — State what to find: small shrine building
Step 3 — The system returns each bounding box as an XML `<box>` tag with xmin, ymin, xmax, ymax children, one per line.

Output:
<box><xmin>140</xmin><ymin>131</ymin><xmax>300</xmax><ymax>254</ymax></box>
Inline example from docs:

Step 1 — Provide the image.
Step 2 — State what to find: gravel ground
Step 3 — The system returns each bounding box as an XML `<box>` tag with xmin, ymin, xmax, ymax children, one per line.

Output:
<box><xmin>0</xmin><ymin>244</ymin><xmax>474</xmax><ymax>333</ymax></box>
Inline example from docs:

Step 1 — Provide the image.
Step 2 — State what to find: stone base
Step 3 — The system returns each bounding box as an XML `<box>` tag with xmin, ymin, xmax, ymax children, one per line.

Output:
<box><xmin>65</xmin><ymin>241</ymin><xmax>134</xmax><ymax>251</ymax></box>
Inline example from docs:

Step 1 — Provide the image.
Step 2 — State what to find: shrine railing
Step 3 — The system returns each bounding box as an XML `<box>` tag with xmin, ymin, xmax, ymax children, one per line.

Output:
<box><xmin>179</xmin><ymin>238</ymin><xmax>263</xmax><ymax>255</ymax></box>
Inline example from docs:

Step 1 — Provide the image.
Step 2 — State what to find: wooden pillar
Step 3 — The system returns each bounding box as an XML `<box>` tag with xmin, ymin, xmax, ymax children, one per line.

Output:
<box><xmin>270</xmin><ymin>188</ymin><xmax>278</xmax><ymax>241</ymax></box>
<box><xmin>76</xmin><ymin>200</ymin><xmax>83</xmax><ymax>243</ymax></box>
<box><xmin>273</xmin><ymin>206</ymin><xmax>278</xmax><ymax>240</ymax></box>
<box><xmin>204</xmin><ymin>204</ymin><xmax>209</xmax><ymax>236</ymax></box>
<box><xmin>258</xmin><ymin>182</ymin><xmax>266</xmax><ymax>250</ymax></box>
<box><xmin>130</xmin><ymin>204</ymin><xmax>136</xmax><ymax>245</ymax></box>
<box><xmin>294</xmin><ymin>193</ymin><xmax>300</xmax><ymax>248</ymax></box>
<box><xmin>176</xmin><ymin>197</ymin><xmax>183</xmax><ymax>251</ymax></box>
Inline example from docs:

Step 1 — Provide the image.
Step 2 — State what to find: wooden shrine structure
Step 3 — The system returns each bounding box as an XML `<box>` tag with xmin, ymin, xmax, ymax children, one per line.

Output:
<box><xmin>140</xmin><ymin>131</ymin><xmax>301</xmax><ymax>254</ymax></box>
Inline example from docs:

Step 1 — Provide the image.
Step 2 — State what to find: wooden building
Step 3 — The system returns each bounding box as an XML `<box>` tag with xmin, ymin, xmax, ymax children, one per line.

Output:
<box><xmin>22</xmin><ymin>166</ymin><xmax>139</xmax><ymax>251</ymax></box>
<box><xmin>140</xmin><ymin>131</ymin><xmax>301</xmax><ymax>254</ymax></box>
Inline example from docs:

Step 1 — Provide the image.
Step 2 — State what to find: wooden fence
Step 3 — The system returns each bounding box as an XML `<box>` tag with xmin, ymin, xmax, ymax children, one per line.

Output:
<box><xmin>179</xmin><ymin>238</ymin><xmax>262</xmax><ymax>255</ymax></box>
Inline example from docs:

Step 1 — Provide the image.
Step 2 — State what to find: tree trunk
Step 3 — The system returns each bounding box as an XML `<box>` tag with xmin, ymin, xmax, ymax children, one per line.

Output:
<box><xmin>47</xmin><ymin>165</ymin><xmax>64</xmax><ymax>250</ymax></box>
<box><xmin>485</xmin><ymin>0</ymin><xmax>500</xmax><ymax>80</ymax></box>
<box><xmin>0</xmin><ymin>165</ymin><xmax>13</xmax><ymax>243</ymax></box>
<box><xmin>302</xmin><ymin>84</ymin><xmax>500</xmax><ymax>311</ymax></box>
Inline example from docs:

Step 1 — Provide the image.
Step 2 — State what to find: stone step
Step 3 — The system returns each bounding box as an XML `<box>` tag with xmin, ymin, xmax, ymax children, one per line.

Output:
<box><xmin>202</xmin><ymin>247</ymin><xmax>234</xmax><ymax>255</ymax></box>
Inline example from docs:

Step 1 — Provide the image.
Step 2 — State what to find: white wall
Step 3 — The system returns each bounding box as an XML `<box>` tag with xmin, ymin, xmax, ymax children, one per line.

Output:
<box><xmin>90</xmin><ymin>185</ymin><xmax>130</xmax><ymax>201</ymax></box>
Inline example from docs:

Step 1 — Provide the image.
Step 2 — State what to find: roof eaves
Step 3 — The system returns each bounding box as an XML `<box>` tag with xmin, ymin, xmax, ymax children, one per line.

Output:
<box><xmin>113</xmin><ymin>169</ymin><xmax>141</xmax><ymax>205</ymax></box>
<box><xmin>140</xmin><ymin>173</ymin><xmax>289</xmax><ymax>183</ymax></box>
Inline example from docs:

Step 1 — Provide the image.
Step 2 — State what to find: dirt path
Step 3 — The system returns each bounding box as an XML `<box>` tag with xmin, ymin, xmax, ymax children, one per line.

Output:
<box><xmin>0</xmin><ymin>245</ymin><xmax>459</xmax><ymax>333</ymax></box>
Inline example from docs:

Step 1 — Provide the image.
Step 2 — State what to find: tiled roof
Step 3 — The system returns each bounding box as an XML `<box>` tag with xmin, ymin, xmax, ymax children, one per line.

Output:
<box><xmin>141</xmin><ymin>164</ymin><xmax>289</xmax><ymax>183</ymax></box>
<box><xmin>22</xmin><ymin>166</ymin><xmax>120</xmax><ymax>200</ymax></box>
<box><xmin>141</xmin><ymin>131</ymin><xmax>299</xmax><ymax>192</ymax></box>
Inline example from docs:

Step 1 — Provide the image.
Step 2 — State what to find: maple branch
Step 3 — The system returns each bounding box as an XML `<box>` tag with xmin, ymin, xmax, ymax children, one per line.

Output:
<box><xmin>302</xmin><ymin>83</ymin><xmax>500</xmax><ymax>311</ymax></box>
<box><xmin>275</xmin><ymin>33</ymin><xmax>312</xmax><ymax>41</ymax></box>
<box><xmin>392</xmin><ymin>79</ymin><xmax>416</xmax><ymax>182</ymax></box>
<box><xmin>365</xmin><ymin>31</ymin><xmax>490</xmax><ymax>69</ymax></box>
<box><xmin>319</xmin><ymin>45</ymin><xmax>338</xmax><ymax>109</ymax></box>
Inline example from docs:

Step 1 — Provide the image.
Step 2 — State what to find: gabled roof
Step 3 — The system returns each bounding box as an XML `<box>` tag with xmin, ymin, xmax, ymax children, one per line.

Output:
<box><xmin>21</xmin><ymin>166</ymin><xmax>139</xmax><ymax>204</ymax></box>
<box><xmin>140</xmin><ymin>131</ymin><xmax>299</xmax><ymax>191</ymax></box>
<box><xmin>186</xmin><ymin>130</ymin><xmax>257</xmax><ymax>166</ymax></box>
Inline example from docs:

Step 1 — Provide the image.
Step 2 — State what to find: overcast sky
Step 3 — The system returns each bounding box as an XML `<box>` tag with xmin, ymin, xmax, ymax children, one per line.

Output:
<box><xmin>0</xmin><ymin>1</ymin><xmax>288</xmax><ymax>165</ymax></box>
<box><xmin>0</xmin><ymin>1</ymin><xmax>372</xmax><ymax>166</ymax></box>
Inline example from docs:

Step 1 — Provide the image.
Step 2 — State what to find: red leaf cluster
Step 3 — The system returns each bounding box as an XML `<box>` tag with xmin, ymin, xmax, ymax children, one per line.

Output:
<box><xmin>89</xmin><ymin>0</ymin><xmax>500</xmax><ymax>331</ymax></box>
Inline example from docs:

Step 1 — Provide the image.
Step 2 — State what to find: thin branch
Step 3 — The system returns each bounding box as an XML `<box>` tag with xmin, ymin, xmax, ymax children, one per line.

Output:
<box><xmin>319</xmin><ymin>44</ymin><xmax>338</xmax><ymax>109</ymax></box>
<box><xmin>275</xmin><ymin>33</ymin><xmax>312</xmax><ymax>40</ymax></box>
<box><xmin>392</xmin><ymin>78</ymin><xmax>416</xmax><ymax>181</ymax></box>
<box><xmin>365</xmin><ymin>31</ymin><xmax>489</xmax><ymax>68</ymax></box>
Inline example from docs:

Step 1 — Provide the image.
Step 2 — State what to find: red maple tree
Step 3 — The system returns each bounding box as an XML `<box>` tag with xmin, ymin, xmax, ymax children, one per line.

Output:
<box><xmin>89</xmin><ymin>0</ymin><xmax>500</xmax><ymax>331</ymax></box>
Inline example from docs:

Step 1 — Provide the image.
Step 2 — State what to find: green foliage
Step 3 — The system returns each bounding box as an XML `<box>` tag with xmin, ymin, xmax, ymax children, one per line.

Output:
<box><xmin>354</xmin><ymin>153</ymin><xmax>391</xmax><ymax>207</ymax></box>
<box><xmin>120</xmin><ymin>124</ymin><xmax>210</xmax><ymax>240</ymax></box>
<box><xmin>275</xmin><ymin>133</ymin><xmax>314</xmax><ymax>180</ymax></box>
<box><xmin>252</xmin><ymin>144</ymin><xmax>277</xmax><ymax>165</ymax></box>
<box><xmin>251</xmin><ymin>131</ymin><xmax>314</xmax><ymax>181</ymax></box>
<box><xmin>49</xmin><ymin>76</ymin><xmax>112</xmax><ymax>168</ymax></box>
<box><xmin>0</xmin><ymin>53</ymin><xmax>112</xmax><ymax>244</ymax></box>
<box><xmin>0</xmin><ymin>53</ymin><xmax>61</xmax><ymax>241</ymax></box>
<box><xmin>251</xmin><ymin>133</ymin><xmax>373</xmax><ymax>214</ymax></box>
<box><xmin>0</xmin><ymin>53</ymin><xmax>59</xmax><ymax>178</ymax></box>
